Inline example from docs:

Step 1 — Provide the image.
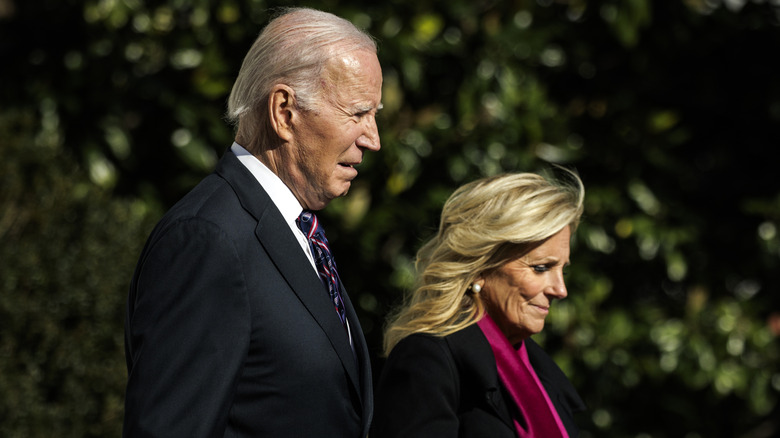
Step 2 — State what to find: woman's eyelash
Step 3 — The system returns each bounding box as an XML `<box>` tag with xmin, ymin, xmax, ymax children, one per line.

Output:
<box><xmin>532</xmin><ymin>263</ymin><xmax>570</xmax><ymax>273</ymax></box>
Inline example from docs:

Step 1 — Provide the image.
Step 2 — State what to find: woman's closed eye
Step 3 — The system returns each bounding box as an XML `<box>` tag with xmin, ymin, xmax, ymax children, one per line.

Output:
<box><xmin>532</xmin><ymin>264</ymin><xmax>551</xmax><ymax>273</ymax></box>
<box><xmin>531</xmin><ymin>263</ymin><xmax>570</xmax><ymax>274</ymax></box>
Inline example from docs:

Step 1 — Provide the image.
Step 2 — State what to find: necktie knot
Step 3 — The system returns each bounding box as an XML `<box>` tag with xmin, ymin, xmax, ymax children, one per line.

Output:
<box><xmin>296</xmin><ymin>210</ymin><xmax>317</xmax><ymax>239</ymax></box>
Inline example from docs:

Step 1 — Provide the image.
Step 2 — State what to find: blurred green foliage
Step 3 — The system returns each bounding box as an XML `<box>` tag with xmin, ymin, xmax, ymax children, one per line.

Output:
<box><xmin>0</xmin><ymin>109</ymin><xmax>161</xmax><ymax>436</ymax></box>
<box><xmin>1</xmin><ymin>0</ymin><xmax>779</xmax><ymax>437</ymax></box>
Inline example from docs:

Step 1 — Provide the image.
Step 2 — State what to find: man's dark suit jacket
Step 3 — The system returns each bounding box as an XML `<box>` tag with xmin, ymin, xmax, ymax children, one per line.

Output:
<box><xmin>371</xmin><ymin>323</ymin><xmax>585</xmax><ymax>438</ymax></box>
<box><xmin>124</xmin><ymin>149</ymin><xmax>372</xmax><ymax>437</ymax></box>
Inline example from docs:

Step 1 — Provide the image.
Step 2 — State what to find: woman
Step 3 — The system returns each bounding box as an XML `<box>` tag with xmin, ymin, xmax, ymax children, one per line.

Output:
<box><xmin>371</xmin><ymin>171</ymin><xmax>587</xmax><ymax>438</ymax></box>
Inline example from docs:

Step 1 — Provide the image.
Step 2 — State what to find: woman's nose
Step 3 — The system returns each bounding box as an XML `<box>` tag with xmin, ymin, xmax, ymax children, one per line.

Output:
<box><xmin>548</xmin><ymin>273</ymin><xmax>568</xmax><ymax>299</ymax></box>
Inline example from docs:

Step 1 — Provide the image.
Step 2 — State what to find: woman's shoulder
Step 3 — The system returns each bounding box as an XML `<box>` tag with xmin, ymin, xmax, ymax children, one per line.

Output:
<box><xmin>380</xmin><ymin>332</ymin><xmax>462</xmax><ymax>391</ymax></box>
<box><xmin>385</xmin><ymin>324</ymin><xmax>498</xmax><ymax>384</ymax></box>
<box><xmin>390</xmin><ymin>331</ymin><xmax>451</xmax><ymax>359</ymax></box>
<box><xmin>392</xmin><ymin>324</ymin><xmax>488</xmax><ymax>355</ymax></box>
<box><xmin>386</xmin><ymin>326</ymin><xmax>482</xmax><ymax>371</ymax></box>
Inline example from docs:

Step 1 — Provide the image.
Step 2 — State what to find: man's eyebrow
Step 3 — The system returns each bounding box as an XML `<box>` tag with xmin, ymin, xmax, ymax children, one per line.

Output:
<box><xmin>355</xmin><ymin>103</ymin><xmax>383</xmax><ymax>113</ymax></box>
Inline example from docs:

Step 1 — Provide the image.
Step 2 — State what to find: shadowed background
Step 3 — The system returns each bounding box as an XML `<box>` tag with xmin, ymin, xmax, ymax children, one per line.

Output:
<box><xmin>1</xmin><ymin>0</ymin><xmax>779</xmax><ymax>436</ymax></box>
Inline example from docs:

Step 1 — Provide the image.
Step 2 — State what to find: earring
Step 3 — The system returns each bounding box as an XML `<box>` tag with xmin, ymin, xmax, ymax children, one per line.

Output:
<box><xmin>471</xmin><ymin>283</ymin><xmax>482</xmax><ymax>293</ymax></box>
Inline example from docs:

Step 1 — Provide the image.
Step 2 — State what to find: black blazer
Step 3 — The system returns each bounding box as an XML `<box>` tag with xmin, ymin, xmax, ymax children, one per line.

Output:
<box><xmin>371</xmin><ymin>324</ymin><xmax>585</xmax><ymax>438</ymax></box>
<box><xmin>124</xmin><ymin>149</ymin><xmax>372</xmax><ymax>437</ymax></box>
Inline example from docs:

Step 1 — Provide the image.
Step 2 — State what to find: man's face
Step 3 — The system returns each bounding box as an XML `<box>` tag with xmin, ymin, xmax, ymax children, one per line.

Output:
<box><xmin>284</xmin><ymin>49</ymin><xmax>383</xmax><ymax>210</ymax></box>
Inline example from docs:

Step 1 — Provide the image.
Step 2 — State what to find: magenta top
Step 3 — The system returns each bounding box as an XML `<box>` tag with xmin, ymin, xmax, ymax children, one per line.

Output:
<box><xmin>477</xmin><ymin>314</ymin><xmax>568</xmax><ymax>438</ymax></box>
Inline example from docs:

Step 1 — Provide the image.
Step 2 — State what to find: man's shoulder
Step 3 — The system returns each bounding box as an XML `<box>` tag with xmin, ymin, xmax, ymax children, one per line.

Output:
<box><xmin>147</xmin><ymin>173</ymin><xmax>249</xmax><ymax>240</ymax></box>
<box><xmin>167</xmin><ymin>173</ymin><xmax>236</xmax><ymax>219</ymax></box>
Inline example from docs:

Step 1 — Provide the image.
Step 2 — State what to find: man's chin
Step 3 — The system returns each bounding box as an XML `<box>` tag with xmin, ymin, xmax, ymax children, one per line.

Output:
<box><xmin>335</xmin><ymin>180</ymin><xmax>353</xmax><ymax>196</ymax></box>
<box><xmin>310</xmin><ymin>184</ymin><xmax>351</xmax><ymax>210</ymax></box>
<box><xmin>336</xmin><ymin>185</ymin><xmax>351</xmax><ymax>199</ymax></box>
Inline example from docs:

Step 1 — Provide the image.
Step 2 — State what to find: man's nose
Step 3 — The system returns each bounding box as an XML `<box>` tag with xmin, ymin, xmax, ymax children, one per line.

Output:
<box><xmin>356</xmin><ymin>116</ymin><xmax>380</xmax><ymax>151</ymax></box>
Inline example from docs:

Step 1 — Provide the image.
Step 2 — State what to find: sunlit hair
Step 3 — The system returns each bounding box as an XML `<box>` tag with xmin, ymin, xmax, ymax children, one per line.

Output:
<box><xmin>382</xmin><ymin>169</ymin><xmax>585</xmax><ymax>356</ymax></box>
<box><xmin>226</xmin><ymin>7</ymin><xmax>377</xmax><ymax>151</ymax></box>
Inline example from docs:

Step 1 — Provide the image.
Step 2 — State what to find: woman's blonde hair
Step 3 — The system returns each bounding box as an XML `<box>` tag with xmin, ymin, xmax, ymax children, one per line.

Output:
<box><xmin>382</xmin><ymin>169</ymin><xmax>585</xmax><ymax>356</ymax></box>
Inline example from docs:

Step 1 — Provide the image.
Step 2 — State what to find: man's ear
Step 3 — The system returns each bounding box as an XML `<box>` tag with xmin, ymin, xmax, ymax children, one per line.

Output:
<box><xmin>268</xmin><ymin>84</ymin><xmax>296</xmax><ymax>142</ymax></box>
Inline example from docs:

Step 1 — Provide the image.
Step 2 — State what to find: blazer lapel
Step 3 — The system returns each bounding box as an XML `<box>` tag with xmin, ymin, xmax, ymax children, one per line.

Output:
<box><xmin>339</xmin><ymin>280</ymin><xmax>373</xmax><ymax>433</ymax></box>
<box><xmin>448</xmin><ymin>324</ymin><xmax>516</xmax><ymax>431</ymax></box>
<box><xmin>525</xmin><ymin>338</ymin><xmax>586</xmax><ymax>436</ymax></box>
<box><xmin>215</xmin><ymin>150</ymin><xmax>361</xmax><ymax>394</ymax></box>
<box><xmin>255</xmin><ymin>212</ymin><xmax>360</xmax><ymax>382</ymax></box>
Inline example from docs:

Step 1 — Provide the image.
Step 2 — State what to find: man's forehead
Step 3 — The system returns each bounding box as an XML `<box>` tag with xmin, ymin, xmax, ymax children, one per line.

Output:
<box><xmin>315</xmin><ymin>49</ymin><xmax>381</xmax><ymax>108</ymax></box>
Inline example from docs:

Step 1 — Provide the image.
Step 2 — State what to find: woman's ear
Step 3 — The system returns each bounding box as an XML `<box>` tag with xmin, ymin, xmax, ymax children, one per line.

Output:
<box><xmin>268</xmin><ymin>84</ymin><xmax>296</xmax><ymax>142</ymax></box>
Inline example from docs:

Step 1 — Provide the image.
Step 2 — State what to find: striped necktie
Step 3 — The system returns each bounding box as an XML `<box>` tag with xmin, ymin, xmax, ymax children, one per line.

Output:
<box><xmin>296</xmin><ymin>211</ymin><xmax>348</xmax><ymax>327</ymax></box>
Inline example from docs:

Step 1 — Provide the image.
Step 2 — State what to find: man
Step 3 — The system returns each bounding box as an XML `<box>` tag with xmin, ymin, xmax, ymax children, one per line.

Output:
<box><xmin>123</xmin><ymin>8</ymin><xmax>382</xmax><ymax>437</ymax></box>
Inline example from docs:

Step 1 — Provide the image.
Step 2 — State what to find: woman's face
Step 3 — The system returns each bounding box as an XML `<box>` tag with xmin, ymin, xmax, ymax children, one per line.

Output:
<box><xmin>479</xmin><ymin>227</ymin><xmax>571</xmax><ymax>345</ymax></box>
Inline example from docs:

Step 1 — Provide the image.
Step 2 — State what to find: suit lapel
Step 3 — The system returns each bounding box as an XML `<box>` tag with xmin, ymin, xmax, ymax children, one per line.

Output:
<box><xmin>255</xmin><ymin>212</ymin><xmax>360</xmax><ymax>385</ymax></box>
<box><xmin>215</xmin><ymin>150</ymin><xmax>361</xmax><ymax>395</ymax></box>
<box><xmin>525</xmin><ymin>338</ymin><xmax>586</xmax><ymax>436</ymax></box>
<box><xmin>448</xmin><ymin>324</ymin><xmax>516</xmax><ymax>431</ymax></box>
<box><xmin>450</xmin><ymin>324</ymin><xmax>584</xmax><ymax>438</ymax></box>
<box><xmin>339</xmin><ymin>279</ymin><xmax>373</xmax><ymax>434</ymax></box>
